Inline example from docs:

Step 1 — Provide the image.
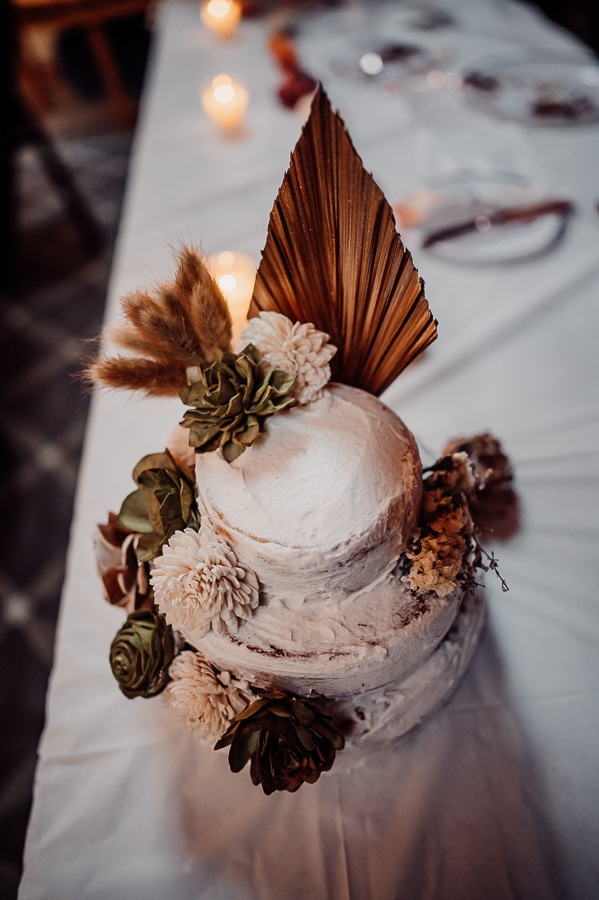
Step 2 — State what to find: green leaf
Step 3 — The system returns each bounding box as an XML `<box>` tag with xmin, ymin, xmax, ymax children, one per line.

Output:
<box><xmin>135</xmin><ymin>532</ymin><xmax>164</xmax><ymax>562</ymax></box>
<box><xmin>118</xmin><ymin>490</ymin><xmax>153</xmax><ymax>534</ymax></box>
<box><xmin>270</xmin><ymin>369</ymin><xmax>296</xmax><ymax>394</ymax></box>
<box><xmin>132</xmin><ymin>451</ymin><xmax>178</xmax><ymax>484</ymax></box>
<box><xmin>228</xmin><ymin>728</ymin><xmax>260</xmax><ymax>772</ymax></box>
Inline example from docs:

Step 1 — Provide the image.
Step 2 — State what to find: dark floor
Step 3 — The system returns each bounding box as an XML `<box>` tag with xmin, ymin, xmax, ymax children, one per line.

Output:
<box><xmin>0</xmin><ymin>120</ymin><xmax>133</xmax><ymax>899</ymax></box>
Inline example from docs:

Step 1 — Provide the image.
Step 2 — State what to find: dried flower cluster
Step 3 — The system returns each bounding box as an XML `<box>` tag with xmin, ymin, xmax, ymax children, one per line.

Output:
<box><xmin>242</xmin><ymin>312</ymin><xmax>336</xmax><ymax>404</ymax></box>
<box><xmin>401</xmin><ymin>453</ymin><xmax>476</xmax><ymax>598</ymax></box>
<box><xmin>443</xmin><ymin>433</ymin><xmax>517</xmax><ymax>538</ymax></box>
<box><xmin>86</xmin><ymin>247</ymin><xmax>233</xmax><ymax>397</ymax></box>
<box><xmin>150</xmin><ymin>524</ymin><xmax>260</xmax><ymax>638</ymax></box>
<box><xmin>163</xmin><ymin>651</ymin><xmax>253</xmax><ymax>742</ymax></box>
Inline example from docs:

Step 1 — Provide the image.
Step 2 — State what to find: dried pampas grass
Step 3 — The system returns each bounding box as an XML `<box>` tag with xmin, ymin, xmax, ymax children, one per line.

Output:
<box><xmin>249</xmin><ymin>85</ymin><xmax>437</xmax><ymax>396</ymax></box>
<box><xmin>85</xmin><ymin>247</ymin><xmax>233</xmax><ymax>397</ymax></box>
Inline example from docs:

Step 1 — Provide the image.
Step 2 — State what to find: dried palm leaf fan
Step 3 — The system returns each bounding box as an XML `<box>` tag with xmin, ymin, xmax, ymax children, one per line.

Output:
<box><xmin>249</xmin><ymin>85</ymin><xmax>437</xmax><ymax>396</ymax></box>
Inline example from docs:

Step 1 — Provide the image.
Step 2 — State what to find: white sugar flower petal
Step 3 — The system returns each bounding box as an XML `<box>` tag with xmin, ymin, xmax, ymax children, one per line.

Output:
<box><xmin>163</xmin><ymin>650</ymin><xmax>252</xmax><ymax>742</ymax></box>
<box><xmin>242</xmin><ymin>311</ymin><xmax>336</xmax><ymax>405</ymax></box>
<box><xmin>151</xmin><ymin>524</ymin><xmax>260</xmax><ymax>639</ymax></box>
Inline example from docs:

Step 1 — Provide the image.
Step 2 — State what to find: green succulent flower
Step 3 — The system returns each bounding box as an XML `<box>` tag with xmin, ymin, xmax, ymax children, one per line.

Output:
<box><xmin>109</xmin><ymin>608</ymin><xmax>175</xmax><ymax>699</ymax></box>
<box><xmin>215</xmin><ymin>691</ymin><xmax>344</xmax><ymax>794</ymax></box>
<box><xmin>117</xmin><ymin>449</ymin><xmax>200</xmax><ymax>562</ymax></box>
<box><xmin>180</xmin><ymin>344</ymin><xmax>296</xmax><ymax>463</ymax></box>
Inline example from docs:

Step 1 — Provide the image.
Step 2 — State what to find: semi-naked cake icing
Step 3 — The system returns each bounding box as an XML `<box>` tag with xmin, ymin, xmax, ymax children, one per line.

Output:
<box><xmin>194</xmin><ymin>383</ymin><xmax>421</xmax><ymax>602</ymax></box>
<box><xmin>91</xmin><ymin>87</ymin><xmax>513</xmax><ymax>793</ymax></box>
<box><xmin>171</xmin><ymin>382</ymin><xmax>486</xmax><ymax>768</ymax></box>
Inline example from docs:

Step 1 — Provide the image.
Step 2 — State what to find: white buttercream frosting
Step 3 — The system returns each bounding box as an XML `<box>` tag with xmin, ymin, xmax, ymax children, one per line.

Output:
<box><xmin>194</xmin><ymin>382</ymin><xmax>422</xmax><ymax>602</ymax></box>
<box><xmin>194</xmin><ymin>571</ymin><xmax>463</xmax><ymax>695</ymax></box>
<box><xmin>165</xmin><ymin>381</ymin><xmax>482</xmax><ymax>765</ymax></box>
<box><xmin>334</xmin><ymin>591</ymin><xmax>486</xmax><ymax>769</ymax></box>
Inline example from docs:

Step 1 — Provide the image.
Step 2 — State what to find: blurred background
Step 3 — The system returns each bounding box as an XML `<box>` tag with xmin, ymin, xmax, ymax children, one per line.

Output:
<box><xmin>0</xmin><ymin>1</ymin><xmax>597</xmax><ymax>897</ymax></box>
<box><xmin>0</xmin><ymin>2</ymin><xmax>150</xmax><ymax>897</ymax></box>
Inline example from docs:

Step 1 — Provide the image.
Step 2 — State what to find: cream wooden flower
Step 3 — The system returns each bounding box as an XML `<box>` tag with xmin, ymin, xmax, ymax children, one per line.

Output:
<box><xmin>242</xmin><ymin>311</ymin><xmax>336</xmax><ymax>404</ymax></box>
<box><xmin>163</xmin><ymin>651</ymin><xmax>252</xmax><ymax>742</ymax></box>
<box><xmin>150</xmin><ymin>524</ymin><xmax>259</xmax><ymax>638</ymax></box>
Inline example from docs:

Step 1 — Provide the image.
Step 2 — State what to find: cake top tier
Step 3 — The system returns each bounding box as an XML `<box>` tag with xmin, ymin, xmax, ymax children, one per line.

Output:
<box><xmin>196</xmin><ymin>383</ymin><xmax>420</xmax><ymax>551</ymax></box>
<box><xmin>194</xmin><ymin>383</ymin><xmax>422</xmax><ymax>600</ymax></box>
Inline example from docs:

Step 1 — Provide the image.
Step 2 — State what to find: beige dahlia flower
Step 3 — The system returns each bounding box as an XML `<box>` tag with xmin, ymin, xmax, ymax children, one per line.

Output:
<box><xmin>150</xmin><ymin>524</ymin><xmax>259</xmax><ymax>638</ymax></box>
<box><xmin>242</xmin><ymin>311</ymin><xmax>336</xmax><ymax>404</ymax></box>
<box><xmin>163</xmin><ymin>650</ymin><xmax>252</xmax><ymax>742</ymax></box>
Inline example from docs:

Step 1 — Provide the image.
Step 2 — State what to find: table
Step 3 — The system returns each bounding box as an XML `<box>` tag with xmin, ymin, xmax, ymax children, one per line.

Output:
<box><xmin>19</xmin><ymin>1</ymin><xmax>599</xmax><ymax>897</ymax></box>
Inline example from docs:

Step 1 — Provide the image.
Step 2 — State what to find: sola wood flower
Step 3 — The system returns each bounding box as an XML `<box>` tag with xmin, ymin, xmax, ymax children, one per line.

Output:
<box><xmin>180</xmin><ymin>344</ymin><xmax>296</xmax><ymax>462</ymax></box>
<box><xmin>150</xmin><ymin>524</ymin><xmax>259</xmax><ymax>638</ymax></box>
<box><xmin>242</xmin><ymin>312</ymin><xmax>336</xmax><ymax>405</ymax></box>
<box><xmin>110</xmin><ymin>608</ymin><xmax>174</xmax><ymax>699</ymax></box>
<box><xmin>94</xmin><ymin>513</ymin><xmax>152</xmax><ymax>613</ymax></box>
<box><xmin>215</xmin><ymin>692</ymin><xmax>345</xmax><ymax>794</ymax></box>
<box><xmin>163</xmin><ymin>650</ymin><xmax>252</xmax><ymax>742</ymax></box>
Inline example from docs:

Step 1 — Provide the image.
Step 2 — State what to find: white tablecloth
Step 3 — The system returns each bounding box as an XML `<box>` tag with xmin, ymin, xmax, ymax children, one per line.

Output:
<box><xmin>19</xmin><ymin>1</ymin><xmax>599</xmax><ymax>897</ymax></box>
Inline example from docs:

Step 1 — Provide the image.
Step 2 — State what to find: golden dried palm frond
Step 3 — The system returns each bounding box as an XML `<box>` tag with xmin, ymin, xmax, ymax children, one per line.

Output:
<box><xmin>249</xmin><ymin>85</ymin><xmax>437</xmax><ymax>396</ymax></box>
<box><xmin>85</xmin><ymin>247</ymin><xmax>232</xmax><ymax>397</ymax></box>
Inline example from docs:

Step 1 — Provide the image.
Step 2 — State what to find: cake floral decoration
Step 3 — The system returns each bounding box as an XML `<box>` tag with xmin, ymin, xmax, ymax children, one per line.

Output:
<box><xmin>110</xmin><ymin>608</ymin><xmax>175</xmax><ymax>699</ymax></box>
<box><xmin>442</xmin><ymin>433</ymin><xmax>518</xmax><ymax>539</ymax></box>
<box><xmin>150</xmin><ymin>523</ymin><xmax>260</xmax><ymax>637</ymax></box>
<box><xmin>94</xmin><ymin>513</ymin><xmax>153</xmax><ymax>613</ymax></box>
<box><xmin>85</xmin><ymin>246</ymin><xmax>233</xmax><ymax>398</ymax></box>
<box><xmin>400</xmin><ymin>444</ymin><xmax>511</xmax><ymax>598</ymax></box>
<box><xmin>400</xmin><ymin>453</ymin><xmax>475</xmax><ymax>598</ymax></box>
<box><xmin>214</xmin><ymin>691</ymin><xmax>345</xmax><ymax>795</ymax></box>
<box><xmin>163</xmin><ymin>650</ymin><xmax>253</xmax><ymax>742</ymax></box>
<box><xmin>117</xmin><ymin>449</ymin><xmax>200</xmax><ymax>562</ymax></box>
<box><xmin>248</xmin><ymin>84</ymin><xmax>438</xmax><ymax>396</ymax></box>
<box><xmin>180</xmin><ymin>344</ymin><xmax>296</xmax><ymax>462</ymax></box>
<box><xmin>242</xmin><ymin>311</ymin><xmax>336</xmax><ymax>405</ymax></box>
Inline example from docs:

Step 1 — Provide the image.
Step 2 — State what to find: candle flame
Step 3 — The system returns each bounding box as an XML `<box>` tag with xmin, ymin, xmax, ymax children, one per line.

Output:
<box><xmin>214</xmin><ymin>83</ymin><xmax>236</xmax><ymax>104</ymax></box>
<box><xmin>206</xmin><ymin>0</ymin><xmax>234</xmax><ymax>20</ymax></box>
<box><xmin>201</xmin><ymin>0</ymin><xmax>241</xmax><ymax>37</ymax></box>
<box><xmin>218</xmin><ymin>274</ymin><xmax>238</xmax><ymax>293</ymax></box>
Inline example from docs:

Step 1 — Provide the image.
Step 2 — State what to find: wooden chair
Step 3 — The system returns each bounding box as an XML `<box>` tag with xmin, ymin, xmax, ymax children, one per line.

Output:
<box><xmin>12</xmin><ymin>0</ymin><xmax>151</xmax><ymax>128</ymax></box>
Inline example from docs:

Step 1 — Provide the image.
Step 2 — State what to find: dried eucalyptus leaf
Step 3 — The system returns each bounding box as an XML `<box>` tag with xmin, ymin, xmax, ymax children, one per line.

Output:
<box><xmin>118</xmin><ymin>490</ymin><xmax>153</xmax><ymax>534</ymax></box>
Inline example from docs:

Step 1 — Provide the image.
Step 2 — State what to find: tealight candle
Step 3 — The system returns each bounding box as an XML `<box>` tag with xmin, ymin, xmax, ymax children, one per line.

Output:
<box><xmin>201</xmin><ymin>74</ymin><xmax>249</xmax><ymax>134</ymax></box>
<box><xmin>200</xmin><ymin>0</ymin><xmax>241</xmax><ymax>38</ymax></box>
<box><xmin>209</xmin><ymin>251</ymin><xmax>256</xmax><ymax>344</ymax></box>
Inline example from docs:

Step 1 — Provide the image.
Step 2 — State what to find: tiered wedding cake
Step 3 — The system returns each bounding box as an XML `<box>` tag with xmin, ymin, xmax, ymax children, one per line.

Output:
<box><xmin>91</xmin><ymin>88</ymin><xmax>513</xmax><ymax>793</ymax></box>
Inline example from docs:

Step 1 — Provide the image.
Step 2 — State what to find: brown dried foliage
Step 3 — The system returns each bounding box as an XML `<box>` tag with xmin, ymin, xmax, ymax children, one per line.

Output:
<box><xmin>85</xmin><ymin>247</ymin><xmax>233</xmax><ymax>397</ymax></box>
<box><xmin>249</xmin><ymin>85</ymin><xmax>437</xmax><ymax>395</ymax></box>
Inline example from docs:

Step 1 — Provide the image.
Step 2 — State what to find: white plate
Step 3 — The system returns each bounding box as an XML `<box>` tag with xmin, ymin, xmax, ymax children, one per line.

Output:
<box><xmin>331</xmin><ymin>42</ymin><xmax>449</xmax><ymax>82</ymax></box>
<box><xmin>461</xmin><ymin>52</ymin><xmax>599</xmax><ymax>125</ymax></box>
<box><xmin>395</xmin><ymin>172</ymin><xmax>571</xmax><ymax>265</ymax></box>
<box><xmin>385</xmin><ymin>5</ymin><xmax>455</xmax><ymax>32</ymax></box>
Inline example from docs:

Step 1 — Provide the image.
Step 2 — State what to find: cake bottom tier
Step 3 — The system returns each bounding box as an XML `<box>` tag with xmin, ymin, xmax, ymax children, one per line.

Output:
<box><xmin>333</xmin><ymin>591</ymin><xmax>485</xmax><ymax>771</ymax></box>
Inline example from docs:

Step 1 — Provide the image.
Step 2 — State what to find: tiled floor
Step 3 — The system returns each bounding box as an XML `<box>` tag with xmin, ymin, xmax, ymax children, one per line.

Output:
<box><xmin>0</xmin><ymin>121</ymin><xmax>133</xmax><ymax>898</ymax></box>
